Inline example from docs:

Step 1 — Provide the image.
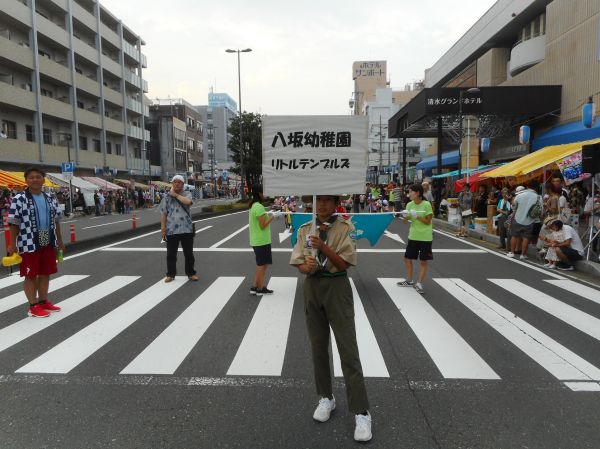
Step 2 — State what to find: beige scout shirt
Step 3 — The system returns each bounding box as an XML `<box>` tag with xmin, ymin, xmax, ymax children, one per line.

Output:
<box><xmin>289</xmin><ymin>217</ymin><xmax>357</xmax><ymax>274</ymax></box>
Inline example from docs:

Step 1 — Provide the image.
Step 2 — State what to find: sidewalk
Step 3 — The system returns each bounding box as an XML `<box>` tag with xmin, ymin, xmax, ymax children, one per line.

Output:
<box><xmin>433</xmin><ymin>218</ymin><xmax>600</xmax><ymax>279</ymax></box>
<box><xmin>2</xmin><ymin>197</ymin><xmax>244</xmax><ymax>258</ymax></box>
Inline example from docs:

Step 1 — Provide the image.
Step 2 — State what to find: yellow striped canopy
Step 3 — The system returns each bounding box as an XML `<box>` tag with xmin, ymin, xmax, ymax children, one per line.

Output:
<box><xmin>482</xmin><ymin>138</ymin><xmax>600</xmax><ymax>178</ymax></box>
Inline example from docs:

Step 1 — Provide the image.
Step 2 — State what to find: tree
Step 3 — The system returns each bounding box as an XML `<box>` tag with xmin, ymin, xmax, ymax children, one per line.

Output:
<box><xmin>228</xmin><ymin>112</ymin><xmax>262</xmax><ymax>192</ymax></box>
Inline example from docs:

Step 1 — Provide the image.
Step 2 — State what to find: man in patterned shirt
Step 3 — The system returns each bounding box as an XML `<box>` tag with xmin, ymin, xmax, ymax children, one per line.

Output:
<box><xmin>7</xmin><ymin>167</ymin><xmax>65</xmax><ymax>318</ymax></box>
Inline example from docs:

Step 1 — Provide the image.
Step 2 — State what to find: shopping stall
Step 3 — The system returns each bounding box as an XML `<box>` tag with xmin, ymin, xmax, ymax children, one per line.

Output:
<box><xmin>6</xmin><ymin>171</ymin><xmax>59</xmax><ymax>188</ymax></box>
<box><xmin>46</xmin><ymin>173</ymin><xmax>98</xmax><ymax>207</ymax></box>
<box><xmin>81</xmin><ymin>176</ymin><xmax>123</xmax><ymax>191</ymax></box>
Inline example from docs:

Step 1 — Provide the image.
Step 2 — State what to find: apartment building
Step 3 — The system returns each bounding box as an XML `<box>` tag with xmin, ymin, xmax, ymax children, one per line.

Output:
<box><xmin>0</xmin><ymin>0</ymin><xmax>151</xmax><ymax>176</ymax></box>
<box><xmin>146</xmin><ymin>99</ymin><xmax>203</xmax><ymax>183</ymax></box>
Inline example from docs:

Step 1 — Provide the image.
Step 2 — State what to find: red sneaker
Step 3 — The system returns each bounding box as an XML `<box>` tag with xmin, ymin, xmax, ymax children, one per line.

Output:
<box><xmin>28</xmin><ymin>303</ymin><xmax>50</xmax><ymax>318</ymax></box>
<box><xmin>39</xmin><ymin>300</ymin><xmax>61</xmax><ymax>312</ymax></box>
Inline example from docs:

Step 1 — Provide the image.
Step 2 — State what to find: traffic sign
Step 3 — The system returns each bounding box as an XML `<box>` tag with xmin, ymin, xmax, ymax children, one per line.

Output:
<box><xmin>61</xmin><ymin>162</ymin><xmax>74</xmax><ymax>173</ymax></box>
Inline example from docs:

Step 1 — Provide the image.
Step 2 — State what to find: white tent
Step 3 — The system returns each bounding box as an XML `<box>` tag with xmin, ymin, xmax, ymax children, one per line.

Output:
<box><xmin>46</xmin><ymin>173</ymin><xmax>98</xmax><ymax>207</ymax></box>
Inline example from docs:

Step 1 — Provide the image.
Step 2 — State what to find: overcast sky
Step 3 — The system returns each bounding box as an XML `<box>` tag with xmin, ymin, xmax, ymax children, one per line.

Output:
<box><xmin>100</xmin><ymin>0</ymin><xmax>497</xmax><ymax>115</ymax></box>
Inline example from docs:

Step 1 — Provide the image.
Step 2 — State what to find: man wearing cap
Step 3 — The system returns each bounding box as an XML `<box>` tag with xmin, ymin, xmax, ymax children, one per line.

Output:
<box><xmin>159</xmin><ymin>175</ymin><xmax>198</xmax><ymax>282</ymax></box>
<box><xmin>290</xmin><ymin>195</ymin><xmax>372</xmax><ymax>442</ymax></box>
<box><xmin>508</xmin><ymin>182</ymin><xmax>541</xmax><ymax>259</ymax></box>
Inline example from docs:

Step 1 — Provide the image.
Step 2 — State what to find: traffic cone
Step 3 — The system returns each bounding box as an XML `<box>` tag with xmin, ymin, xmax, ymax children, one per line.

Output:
<box><xmin>132</xmin><ymin>212</ymin><xmax>137</xmax><ymax>230</ymax></box>
<box><xmin>70</xmin><ymin>223</ymin><xmax>76</xmax><ymax>243</ymax></box>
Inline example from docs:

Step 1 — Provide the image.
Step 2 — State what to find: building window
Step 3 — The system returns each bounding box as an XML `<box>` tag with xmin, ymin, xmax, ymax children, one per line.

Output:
<box><xmin>43</xmin><ymin>128</ymin><xmax>52</xmax><ymax>145</ymax></box>
<box><xmin>77</xmin><ymin>101</ymin><xmax>84</xmax><ymax>109</ymax></box>
<box><xmin>79</xmin><ymin>135</ymin><xmax>88</xmax><ymax>150</ymax></box>
<box><xmin>2</xmin><ymin>120</ymin><xmax>17</xmax><ymax>139</ymax></box>
<box><xmin>116</xmin><ymin>143</ymin><xmax>122</xmax><ymax>155</ymax></box>
<box><xmin>106</xmin><ymin>142</ymin><xmax>112</xmax><ymax>154</ymax></box>
<box><xmin>187</xmin><ymin>138</ymin><xmax>195</xmax><ymax>151</ymax></box>
<box><xmin>26</xmin><ymin>124</ymin><xmax>35</xmax><ymax>142</ymax></box>
<box><xmin>40</xmin><ymin>88</ymin><xmax>53</xmax><ymax>98</ymax></box>
<box><xmin>93</xmin><ymin>139</ymin><xmax>101</xmax><ymax>152</ymax></box>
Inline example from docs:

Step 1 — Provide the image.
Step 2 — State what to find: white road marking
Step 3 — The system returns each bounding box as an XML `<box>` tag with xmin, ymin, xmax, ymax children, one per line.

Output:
<box><xmin>490</xmin><ymin>279</ymin><xmax>600</xmax><ymax>342</ymax></box>
<box><xmin>63</xmin><ymin>210</ymin><xmax>248</xmax><ymax>260</ymax></box>
<box><xmin>564</xmin><ymin>381</ymin><xmax>600</xmax><ymax>392</ymax></box>
<box><xmin>227</xmin><ymin>277</ymin><xmax>297</xmax><ymax>376</ymax></box>
<box><xmin>0</xmin><ymin>275</ymin><xmax>88</xmax><ymax>314</ymax></box>
<box><xmin>196</xmin><ymin>225</ymin><xmax>212</xmax><ymax>234</ymax></box>
<box><xmin>331</xmin><ymin>279</ymin><xmax>389</xmax><ymax>378</ymax></box>
<box><xmin>0</xmin><ymin>275</ymin><xmax>24</xmax><ymax>290</ymax></box>
<box><xmin>545</xmin><ymin>280</ymin><xmax>600</xmax><ymax>305</ymax></box>
<box><xmin>379</xmin><ymin>278</ymin><xmax>499</xmax><ymax>380</ymax></box>
<box><xmin>101</xmin><ymin>247</ymin><xmax>486</xmax><ymax>254</ymax></box>
<box><xmin>121</xmin><ymin>277</ymin><xmax>244</xmax><ymax>375</ymax></box>
<box><xmin>278</xmin><ymin>229</ymin><xmax>292</xmax><ymax>243</ymax></box>
<box><xmin>210</xmin><ymin>225</ymin><xmax>249</xmax><ymax>248</ymax></box>
<box><xmin>0</xmin><ymin>277</ymin><xmax>136</xmax><ymax>353</ymax></box>
<box><xmin>16</xmin><ymin>278</ymin><xmax>187</xmax><ymax>374</ymax></box>
<box><xmin>384</xmin><ymin>230</ymin><xmax>405</xmax><ymax>244</ymax></box>
<box><xmin>81</xmin><ymin>218</ymin><xmax>136</xmax><ymax>229</ymax></box>
<box><xmin>436</xmin><ymin>278</ymin><xmax>600</xmax><ymax>381</ymax></box>
<box><xmin>433</xmin><ymin>229</ymin><xmax>567</xmax><ymax>280</ymax></box>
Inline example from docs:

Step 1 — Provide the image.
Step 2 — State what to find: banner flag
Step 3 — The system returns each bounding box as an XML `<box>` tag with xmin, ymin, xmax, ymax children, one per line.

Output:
<box><xmin>290</xmin><ymin>213</ymin><xmax>394</xmax><ymax>247</ymax></box>
<box><xmin>557</xmin><ymin>151</ymin><xmax>592</xmax><ymax>185</ymax></box>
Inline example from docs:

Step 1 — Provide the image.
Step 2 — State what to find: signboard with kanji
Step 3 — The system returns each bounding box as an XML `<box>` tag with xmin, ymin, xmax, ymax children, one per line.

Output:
<box><xmin>262</xmin><ymin>115</ymin><xmax>368</xmax><ymax>195</ymax></box>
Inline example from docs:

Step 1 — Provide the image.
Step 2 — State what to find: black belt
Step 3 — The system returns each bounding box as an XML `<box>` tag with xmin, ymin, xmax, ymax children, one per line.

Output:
<box><xmin>312</xmin><ymin>270</ymin><xmax>347</xmax><ymax>278</ymax></box>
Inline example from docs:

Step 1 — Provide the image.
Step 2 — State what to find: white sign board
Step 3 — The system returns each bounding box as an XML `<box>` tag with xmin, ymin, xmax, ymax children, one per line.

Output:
<box><xmin>262</xmin><ymin>115</ymin><xmax>368</xmax><ymax>196</ymax></box>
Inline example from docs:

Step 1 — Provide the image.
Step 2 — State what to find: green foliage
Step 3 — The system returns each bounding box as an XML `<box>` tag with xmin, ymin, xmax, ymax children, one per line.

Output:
<box><xmin>228</xmin><ymin>112</ymin><xmax>262</xmax><ymax>188</ymax></box>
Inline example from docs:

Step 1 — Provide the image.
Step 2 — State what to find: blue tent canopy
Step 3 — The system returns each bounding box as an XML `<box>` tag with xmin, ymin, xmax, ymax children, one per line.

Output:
<box><xmin>532</xmin><ymin>119</ymin><xmax>600</xmax><ymax>151</ymax></box>
<box><xmin>416</xmin><ymin>150</ymin><xmax>460</xmax><ymax>170</ymax></box>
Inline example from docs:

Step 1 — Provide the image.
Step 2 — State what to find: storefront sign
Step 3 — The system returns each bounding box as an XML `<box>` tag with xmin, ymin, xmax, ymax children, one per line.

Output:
<box><xmin>262</xmin><ymin>116</ymin><xmax>368</xmax><ymax>195</ymax></box>
<box><xmin>557</xmin><ymin>151</ymin><xmax>592</xmax><ymax>185</ymax></box>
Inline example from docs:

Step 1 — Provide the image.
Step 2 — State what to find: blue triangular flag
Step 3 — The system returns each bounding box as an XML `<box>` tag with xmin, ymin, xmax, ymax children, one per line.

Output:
<box><xmin>289</xmin><ymin>213</ymin><xmax>393</xmax><ymax>247</ymax></box>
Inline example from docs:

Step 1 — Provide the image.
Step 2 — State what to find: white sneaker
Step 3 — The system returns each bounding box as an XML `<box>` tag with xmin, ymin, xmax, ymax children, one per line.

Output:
<box><xmin>543</xmin><ymin>262</ymin><xmax>552</xmax><ymax>267</ymax></box>
<box><xmin>313</xmin><ymin>396</ymin><xmax>336</xmax><ymax>422</ymax></box>
<box><xmin>507</xmin><ymin>252</ymin><xmax>515</xmax><ymax>258</ymax></box>
<box><xmin>520</xmin><ymin>255</ymin><xmax>528</xmax><ymax>260</ymax></box>
<box><xmin>354</xmin><ymin>412</ymin><xmax>372</xmax><ymax>442</ymax></box>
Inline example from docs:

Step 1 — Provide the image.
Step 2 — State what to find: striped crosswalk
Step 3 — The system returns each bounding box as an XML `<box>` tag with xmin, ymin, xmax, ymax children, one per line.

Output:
<box><xmin>0</xmin><ymin>273</ymin><xmax>599</xmax><ymax>391</ymax></box>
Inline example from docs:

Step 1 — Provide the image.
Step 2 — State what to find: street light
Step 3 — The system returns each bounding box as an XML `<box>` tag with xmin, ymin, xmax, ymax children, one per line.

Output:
<box><xmin>457</xmin><ymin>87</ymin><xmax>481</xmax><ymax>180</ymax></box>
<box><xmin>225</xmin><ymin>48</ymin><xmax>252</xmax><ymax>200</ymax></box>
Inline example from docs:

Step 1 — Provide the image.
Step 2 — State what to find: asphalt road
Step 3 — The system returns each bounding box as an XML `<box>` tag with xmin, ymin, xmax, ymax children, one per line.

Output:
<box><xmin>1</xmin><ymin>210</ymin><xmax>600</xmax><ymax>449</ymax></box>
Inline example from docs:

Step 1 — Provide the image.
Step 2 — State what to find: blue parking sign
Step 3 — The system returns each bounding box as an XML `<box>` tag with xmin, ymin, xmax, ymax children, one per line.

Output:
<box><xmin>61</xmin><ymin>162</ymin><xmax>74</xmax><ymax>173</ymax></box>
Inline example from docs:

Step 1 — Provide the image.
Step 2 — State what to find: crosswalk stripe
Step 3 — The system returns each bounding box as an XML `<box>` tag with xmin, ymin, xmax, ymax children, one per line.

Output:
<box><xmin>0</xmin><ymin>275</ymin><xmax>23</xmax><ymax>290</ymax></box>
<box><xmin>0</xmin><ymin>275</ymin><xmax>88</xmax><ymax>314</ymax></box>
<box><xmin>436</xmin><ymin>278</ymin><xmax>600</xmax><ymax>381</ymax></box>
<box><xmin>210</xmin><ymin>225</ymin><xmax>249</xmax><ymax>248</ymax></box>
<box><xmin>16</xmin><ymin>278</ymin><xmax>187</xmax><ymax>374</ymax></box>
<box><xmin>0</xmin><ymin>276</ymin><xmax>137</xmax><ymax>353</ymax></box>
<box><xmin>121</xmin><ymin>277</ymin><xmax>245</xmax><ymax>375</ymax></box>
<box><xmin>331</xmin><ymin>279</ymin><xmax>389</xmax><ymax>378</ymax></box>
<box><xmin>379</xmin><ymin>278</ymin><xmax>499</xmax><ymax>380</ymax></box>
<box><xmin>544</xmin><ymin>280</ymin><xmax>600</xmax><ymax>305</ymax></box>
<box><xmin>490</xmin><ymin>279</ymin><xmax>600</xmax><ymax>342</ymax></box>
<box><xmin>227</xmin><ymin>277</ymin><xmax>297</xmax><ymax>376</ymax></box>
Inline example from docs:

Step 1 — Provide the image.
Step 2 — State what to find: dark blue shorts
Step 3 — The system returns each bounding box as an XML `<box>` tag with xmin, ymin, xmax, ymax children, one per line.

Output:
<box><xmin>405</xmin><ymin>239</ymin><xmax>433</xmax><ymax>261</ymax></box>
<box><xmin>253</xmin><ymin>244</ymin><xmax>272</xmax><ymax>266</ymax></box>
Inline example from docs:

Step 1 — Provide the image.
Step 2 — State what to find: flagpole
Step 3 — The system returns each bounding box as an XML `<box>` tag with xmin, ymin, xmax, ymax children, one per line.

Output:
<box><xmin>311</xmin><ymin>194</ymin><xmax>317</xmax><ymax>257</ymax></box>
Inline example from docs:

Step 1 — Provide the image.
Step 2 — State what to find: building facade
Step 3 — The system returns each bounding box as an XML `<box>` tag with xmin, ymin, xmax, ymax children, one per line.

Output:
<box><xmin>0</xmin><ymin>0</ymin><xmax>151</xmax><ymax>176</ymax></box>
<box><xmin>423</xmin><ymin>0</ymin><xmax>600</xmax><ymax>162</ymax></box>
<box><xmin>196</xmin><ymin>92</ymin><xmax>237</xmax><ymax>173</ymax></box>
<box><xmin>146</xmin><ymin>99</ymin><xmax>203</xmax><ymax>183</ymax></box>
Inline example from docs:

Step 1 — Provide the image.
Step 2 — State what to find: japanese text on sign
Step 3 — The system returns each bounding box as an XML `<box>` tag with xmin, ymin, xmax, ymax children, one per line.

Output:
<box><xmin>271</xmin><ymin>131</ymin><xmax>351</xmax><ymax>148</ymax></box>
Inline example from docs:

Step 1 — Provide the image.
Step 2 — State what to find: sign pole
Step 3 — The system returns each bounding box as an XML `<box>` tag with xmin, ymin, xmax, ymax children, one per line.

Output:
<box><xmin>312</xmin><ymin>194</ymin><xmax>317</xmax><ymax>257</ymax></box>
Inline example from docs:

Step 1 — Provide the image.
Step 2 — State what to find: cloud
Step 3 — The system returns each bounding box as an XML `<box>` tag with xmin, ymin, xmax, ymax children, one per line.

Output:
<box><xmin>101</xmin><ymin>0</ymin><xmax>496</xmax><ymax>114</ymax></box>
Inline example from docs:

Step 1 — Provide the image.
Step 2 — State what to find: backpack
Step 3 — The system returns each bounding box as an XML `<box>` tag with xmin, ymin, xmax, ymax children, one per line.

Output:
<box><xmin>527</xmin><ymin>196</ymin><xmax>543</xmax><ymax>219</ymax></box>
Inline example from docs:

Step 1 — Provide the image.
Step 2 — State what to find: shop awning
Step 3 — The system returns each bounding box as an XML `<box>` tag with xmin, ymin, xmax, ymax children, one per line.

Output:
<box><xmin>7</xmin><ymin>171</ymin><xmax>59</xmax><ymax>188</ymax></box>
<box><xmin>532</xmin><ymin>119</ymin><xmax>600</xmax><ymax>151</ymax></box>
<box><xmin>454</xmin><ymin>166</ymin><xmax>498</xmax><ymax>192</ymax></box>
<box><xmin>416</xmin><ymin>150</ymin><xmax>459</xmax><ymax>170</ymax></box>
<box><xmin>46</xmin><ymin>173</ymin><xmax>100</xmax><ymax>191</ymax></box>
<box><xmin>113</xmin><ymin>179</ymin><xmax>150</xmax><ymax>190</ymax></box>
<box><xmin>482</xmin><ymin>138</ymin><xmax>600</xmax><ymax>178</ymax></box>
<box><xmin>0</xmin><ymin>170</ymin><xmax>27</xmax><ymax>189</ymax></box>
<box><xmin>431</xmin><ymin>164</ymin><xmax>498</xmax><ymax>179</ymax></box>
<box><xmin>81</xmin><ymin>177</ymin><xmax>123</xmax><ymax>191</ymax></box>
<box><xmin>150</xmin><ymin>180</ymin><xmax>171</xmax><ymax>190</ymax></box>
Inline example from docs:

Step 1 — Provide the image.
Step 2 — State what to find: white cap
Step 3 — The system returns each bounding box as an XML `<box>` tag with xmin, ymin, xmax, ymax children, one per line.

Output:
<box><xmin>171</xmin><ymin>175</ymin><xmax>184</xmax><ymax>183</ymax></box>
<box><xmin>515</xmin><ymin>185</ymin><xmax>525</xmax><ymax>193</ymax></box>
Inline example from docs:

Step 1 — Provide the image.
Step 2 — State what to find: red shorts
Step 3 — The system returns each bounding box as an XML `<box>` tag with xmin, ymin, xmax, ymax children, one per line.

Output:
<box><xmin>20</xmin><ymin>246</ymin><xmax>58</xmax><ymax>278</ymax></box>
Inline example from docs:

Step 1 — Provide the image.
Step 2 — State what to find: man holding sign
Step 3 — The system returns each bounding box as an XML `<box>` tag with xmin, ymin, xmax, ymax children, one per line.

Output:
<box><xmin>290</xmin><ymin>195</ymin><xmax>372</xmax><ymax>442</ymax></box>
